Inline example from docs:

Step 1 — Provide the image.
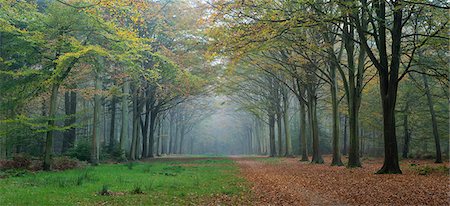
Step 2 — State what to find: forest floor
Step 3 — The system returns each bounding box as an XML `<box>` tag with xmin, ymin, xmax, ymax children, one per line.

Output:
<box><xmin>0</xmin><ymin>156</ymin><xmax>448</xmax><ymax>205</ymax></box>
<box><xmin>218</xmin><ymin>155</ymin><xmax>450</xmax><ymax>206</ymax></box>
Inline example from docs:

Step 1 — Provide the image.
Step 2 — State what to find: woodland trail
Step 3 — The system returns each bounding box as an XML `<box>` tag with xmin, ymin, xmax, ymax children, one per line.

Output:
<box><xmin>233</xmin><ymin>156</ymin><xmax>449</xmax><ymax>206</ymax></box>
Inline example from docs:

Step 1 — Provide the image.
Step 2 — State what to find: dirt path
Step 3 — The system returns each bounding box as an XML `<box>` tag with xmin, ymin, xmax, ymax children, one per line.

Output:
<box><xmin>233</xmin><ymin>156</ymin><xmax>449</xmax><ymax>206</ymax></box>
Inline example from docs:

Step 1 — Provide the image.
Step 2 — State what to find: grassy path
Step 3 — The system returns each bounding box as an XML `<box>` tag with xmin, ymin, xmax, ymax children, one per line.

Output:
<box><xmin>0</xmin><ymin>157</ymin><xmax>248</xmax><ymax>205</ymax></box>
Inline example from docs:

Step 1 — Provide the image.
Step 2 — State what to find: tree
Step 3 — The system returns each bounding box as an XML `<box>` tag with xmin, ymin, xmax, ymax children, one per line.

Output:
<box><xmin>351</xmin><ymin>0</ymin><xmax>447</xmax><ymax>173</ymax></box>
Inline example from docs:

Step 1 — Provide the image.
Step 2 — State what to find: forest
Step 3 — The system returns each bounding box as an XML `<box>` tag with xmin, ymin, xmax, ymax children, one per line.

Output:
<box><xmin>0</xmin><ymin>0</ymin><xmax>448</xmax><ymax>205</ymax></box>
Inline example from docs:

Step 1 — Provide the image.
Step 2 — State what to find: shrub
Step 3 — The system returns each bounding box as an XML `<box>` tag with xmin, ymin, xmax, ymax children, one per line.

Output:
<box><xmin>66</xmin><ymin>139</ymin><xmax>91</xmax><ymax>161</ymax></box>
<box><xmin>110</xmin><ymin>145</ymin><xmax>127</xmax><ymax>162</ymax></box>
<box><xmin>29</xmin><ymin>160</ymin><xmax>43</xmax><ymax>171</ymax></box>
<box><xmin>0</xmin><ymin>154</ymin><xmax>32</xmax><ymax>170</ymax></box>
<box><xmin>51</xmin><ymin>156</ymin><xmax>84</xmax><ymax>171</ymax></box>
<box><xmin>413</xmin><ymin>165</ymin><xmax>449</xmax><ymax>176</ymax></box>
<box><xmin>0</xmin><ymin>169</ymin><xmax>29</xmax><ymax>178</ymax></box>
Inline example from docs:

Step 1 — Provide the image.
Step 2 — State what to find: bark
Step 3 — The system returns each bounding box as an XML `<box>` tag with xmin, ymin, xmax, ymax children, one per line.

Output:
<box><xmin>156</xmin><ymin>116</ymin><xmax>161</xmax><ymax>156</ymax></box>
<box><xmin>178</xmin><ymin>123</ymin><xmax>185</xmax><ymax>154</ymax></box>
<box><xmin>377</xmin><ymin>92</ymin><xmax>401</xmax><ymax>174</ymax></box>
<box><xmin>422</xmin><ymin>74</ymin><xmax>442</xmax><ymax>163</ymax></box>
<box><xmin>299</xmin><ymin>99</ymin><xmax>309</xmax><ymax>161</ymax></box>
<box><xmin>348</xmin><ymin>106</ymin><xmax>361</xmax><ymax>167</ymax></box>
<box><xmin>174</xmin><ymin>115</ymin><xmax>180</xmax><ymax>154</ymax></box>
<box><xmin>282</xmin><ymin>88</ymin><xmax>292</xmax><ymax>156</ymax></box>
<box><xmin>43</xmin><ymin>84</ymin><xmax>59</xmax><ymax>171</ymax></box>
<box><xmin>130</xmin><ymin>86</ymin><xmax>139</xmax><ymax>160</ymax></box>
<box><xmin>330</xmin><ymin>59</ymin><xmax>343</xmax><ymax>166</ymax></box>
<box><xmin>268</xmin><ymin>113</ymin><xmax>276</xmax><ymax>157</ymax></box>
<box><xmin>307</xmin><ymin>85</ymin><xmax>323</xmax><ymax>164</ymax></box>
<box><xmin>109</xmin><ymin>95</ymin><xmax>117</xmax><ymax>151</ymax></box>
<box><xmin>298</xmin><ymin>83</ymin><xmax>309</xmax><ymax>161</ymax></box>
<box><xmin>402</xmin><ymin>103</ymin><xmax>410</xmax><ymax>159</ymax></box>
<box><xmin>342</xmin><ymin>115</ymin><xmax>348</xmax><ymax>155</ymax></box>
<box><xmin>276</xmin><ymin>112</ymin><xmax>282</xmax><ymax>156</ymax></box>
<box><xmin>91</xmin><ymin>69</ymin><xmax>102</xmax><ymax>166</ymax></box>
<box><xmin>140</xmin><ymin>99</ymin><xmax>151</xmax><ymax>158</ymax></box>
<box><xmin>62</xmin><ymin>91</ymin><xmax>76</xmax><ymax>153</ymax></box>
<box><xmin>148</xmin><ymin>110</ymin><xmax>157</xmax><ymax>157</ymax></box>
<box><xmin>120</xmin><ymin>80</ymin><xmax>130</xmax><ymax>152</ymax></box>
<box><xmin>168</xmin><ymin>113</ymin><xmax>174</xmax><ymax>154</ymax></box>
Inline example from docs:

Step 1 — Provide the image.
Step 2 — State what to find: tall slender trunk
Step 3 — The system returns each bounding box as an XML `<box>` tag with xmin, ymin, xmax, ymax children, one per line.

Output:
<box><xmin>282</xmin><ymin>89</ymin><xmax>292</xmax><ymax>156</ymax></box>
<box><xmin>422</xmin><ymin>74</ymin><xmax>442</xmax><ymax>163</ymax></box>
<box><xmin>141</xmin><ymin>101</ymin><xmax>151</xmax><ymax>158</ymax></box>
<box><xmin>156</xmin><ymin>116</ymin><xmax>161</xmax><ymax>156</ymax></box>
<box><xmin>169</xmin><ymin>114</ymin><xmax>174</xmax><ymax>154</ymax></box>
<box><xmin>91</xmin><ymin>69</ymin><xmax>102</xmax><ymax>166</ymax></box>
<box><xmin>276</xmin><ymin>112</ymin><xmax>282</xmax><ymax>156</ymax></box>
<box><xmin>178</xmin><ymin>122</ymin><xmax>185</xmax><ymax>154</ymax></box>
<box><xmin>109</xmin><ymin>95</ymin><xmax>117</xmax><ymax>151</ymax></box>
<box><xmin>342</xmin><ymin>115</ymin><xmax>348</xmax><ymax>155</ymax></box>
<box><xmin>402</xmin><ymin>102</ymin><xmax>410</xmax><ymax>159</ymax></box>
<box><xmin>44</xmin><ymin>84</ymin><xmax>59</xmax><ymax>170</ymax></box>
<box><xmin>330</xmin><ymin>60</ymin><xmax>343</xmax><ymax>166</ymax></box>
<box><xmin>174</xmin><ymin>116</ymin><xmax>180</xmax><ymax>154</ymax></box>
<box><xmin>130</xmin><ymin>86</ymin><xmax>138</xmax><ymax>160</ymax></box>
<box><xmin>308</xmin><ymin>85</ymin><xmax>323</xmax><ymax>164</ymax></box>
<box><xmin>268</xmin><ymin>113</ymin><xmax>276</xmax><ymax>157</ymax></box>
<box><xmin>148</xmin><ymin>110</ymin><xmax>157</xmax><ymax>157</ymax></box>
<box><xmin>120</xmin><ymin>80</ymin><xmax>130</xmax><ymax>153</ymax></box>
<box><xmin>63</xmin><ymin>91</ymin><xmax>76</xmax><ymax>153</ymax></box>
<box><xmin>299</xmin><ymin>99</ymin><xmax>309</xmax><ymax>161</ymax></box>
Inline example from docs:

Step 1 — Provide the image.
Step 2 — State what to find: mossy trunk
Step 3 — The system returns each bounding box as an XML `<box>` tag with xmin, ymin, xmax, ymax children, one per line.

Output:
<box><xmin>44</xmin><ymin>84</ymin><xmax>59</xmax><ymax>171</ymax></box>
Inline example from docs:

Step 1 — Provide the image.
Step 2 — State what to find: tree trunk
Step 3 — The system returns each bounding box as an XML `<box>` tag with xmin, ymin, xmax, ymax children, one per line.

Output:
<box><xmin>402</xmin><ymin>104</ymin><xmax>410</xmax><ymax>159</ymax></box>
<box><xmin>120</xmin><ymin>80</ymin><xmax>130</xmax><ymax>153</ymax></box>
<box><xmin>347</xmin><ymin>104</ymin><xmax>361</xmax><ymax>167</ymax></box>
<box><xmin>109</xmin><ymin>95</ymin><xmax>117</xmax><ymax>151</ymax></box>
<box><xmin>377</xmin><ymin>91</ymin><xmax>401</xmax><ymax>174</ymax></box>
<box><xmin>174</xmin><ymin>115</ymin><xmax>180</xmax><ymax>154</ymax></box>
<box><xmin>91</xmin><ymin>70</ymin><xmax>102</xmax><ymax>166</ymax></box>
<box><xmin>299</xmin><ymin>99</ymin><xmax>309</xmax><ymax>161</ymax></box>
<box><xmin>308</xmin><ymin>85</ymin><xmax>323</xmax><ymax>164</ymax></box>
<box><xmin>276</xmin><ymin>112</ymin><xmax>282</xmax><ymax>156</ymax></box>
<box><xmin>422</xmin><ymin>74</ymin><xmax>442</xmax><ymax>163</ymax></box>
<box><xmin>169</xmin><ymin>113</ymin><xmax>174</xmax><ymax>154</ymax></box>
<box><xmin>148</xmin><ymin>110</ymin><xmax>157</xmax><ymax>157</ymax></box>
<box><xmin>44</xmin><ymin>84</ymin><xmax>59</xmax><ymax>170</ymax></box>
<box><xmin>62</xmin><ymin>91</ymin><xmax>76</xmax><ymax>153</ymax></box>
<box><xmin>156</xmin><ymin>116</ymin><xmax>162</xmax><ymax>156</ymax></box>
<box><xmin>282</xmin><ymin>89</ymin><xmax>292</xmax><ymax>156</ymax></box>
<box><xmin>178</xmin><ymin>123</ymin><xmax>185</xmax><ymax>154</ymax></box>
<box><xmin>330</xmin><ymin>60</ymin><xmax>343</xmax><ymax>166</ymax></box>
<box><xmin>342</xmin><ymin>115</ymin><xmax>348</xmax><ymax>156</ymax></box>
<box><xmin>268</xmin><ymin>113</ymin><xmax>276</xmax><ymax>157</ymax></box>
<box><xmin>130</xmin><ymin>86</ymin><xmax>139</xmax><ymax>160</ymax></box>
<box><xmin>140</xmin><ymin>105</ymin><xmax>151</xmax><ymax>158</ymax></box>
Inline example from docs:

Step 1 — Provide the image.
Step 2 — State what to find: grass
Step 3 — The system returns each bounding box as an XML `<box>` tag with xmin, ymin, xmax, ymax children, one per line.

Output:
<box><xmin>0</xmin><ymin>158</ymin><xmax>248</xmax><ymax>205</ymax></box>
